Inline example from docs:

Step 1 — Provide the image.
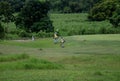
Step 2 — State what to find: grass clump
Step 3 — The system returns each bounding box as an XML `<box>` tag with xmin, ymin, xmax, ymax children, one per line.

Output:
<box><xmin>94</xmin><ymin>71</ymin><xmax>104</xmax><ymax>76</ymax></box>
<box><xmin>0</xmin><ymin>54</ymin><xmax>29</xmax><ymax>62</ymax></box>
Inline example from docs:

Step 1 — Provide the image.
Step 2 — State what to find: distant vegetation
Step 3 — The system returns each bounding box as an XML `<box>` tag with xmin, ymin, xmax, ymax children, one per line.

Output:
<box><xmin>0</xmin><ymin>0</ymin><xmax>120</xmax><ymax>39</ymax></box>
<box><xmin>50</xmin><ymin>0</ymin><xmax>101</xmax><ymax>13</ymax></box>
<box><xmin>88</xmin><ymin>0</ymin><xmax>120</xmax><ymax>28</ymax></box>
<box><xmin>51</xmin><ymin>13</ymin><xmax>120</xmax><ymax>36</ymax></box>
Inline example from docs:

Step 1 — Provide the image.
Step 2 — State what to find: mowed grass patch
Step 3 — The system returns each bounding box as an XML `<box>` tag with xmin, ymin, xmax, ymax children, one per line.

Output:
<box><xmin>0</xmin><ymin>38</ymin><xmax>58</xmax><ymax>48</ymax></box>
<box><xmin>59</xmin><ymin>54</ymin><xmax>120</xmax><ymax>71</ymax></box>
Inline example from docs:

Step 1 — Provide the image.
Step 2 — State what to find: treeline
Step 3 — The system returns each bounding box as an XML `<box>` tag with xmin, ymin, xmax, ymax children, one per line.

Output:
<box><xmin>0</xmin><ymin>0</ymin><xmax>25</xmax><ymax>12</ymax></box>
<box><xmin>49</xmin><ymin>0</ymin><xmax>101</xmax><ymax>13</ymax></box>
<box><xmin>0</xmin><ymin>0</ymin><xmax>101</xmax><ymax>13</ymax></box>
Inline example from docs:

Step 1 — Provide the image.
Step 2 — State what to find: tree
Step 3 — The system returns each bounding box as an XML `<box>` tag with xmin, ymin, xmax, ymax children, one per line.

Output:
<box><xmin>88</xmin><ymin>0</ymin><xmax>120</xmax><ymax>27</ymax></box>
<box><xmin>88</xmin><ymin>0</ymin><xmax>118</xmax><ymax>21</ymax></box>
<box><xmin>110</xmin><ymin>4</ymin><xmax>120</xmax><ymax>27</ymax></box>
<box><xmin>15</xmin><ymin>0</ymin><xmax>54</xmax><ymax>33</ymax></box>
<box><xmin>0</xmin><ymin>0</ymin><xmax>25</xmax><ymax>12</ymax></box>
<box><xmin>0</xmin><ymin>1</ymin><xmax>14</xmax><ymax>32</ymax></box>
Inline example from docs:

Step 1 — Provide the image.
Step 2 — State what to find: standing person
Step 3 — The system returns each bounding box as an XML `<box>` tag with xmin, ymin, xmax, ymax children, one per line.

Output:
<box><xmin>53</xmin><ymin>29</ymin><xmax>59</xmax><ymax>44</ymax></box>
<box><xmin>32</xmin><ymin>35</ymin><xmax>34</xmax><ymax>41</ymax></box>
<box><xmin>60</xmin><ymin>37</ymin><xmax>65</xmax><ymax>48</ymax></box>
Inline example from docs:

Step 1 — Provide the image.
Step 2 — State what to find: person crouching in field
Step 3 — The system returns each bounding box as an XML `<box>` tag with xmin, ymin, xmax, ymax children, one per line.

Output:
<box><xmin>60</xmin><ymin>37</ymin><xmax>65</xmax><ymax>48</ymax></box>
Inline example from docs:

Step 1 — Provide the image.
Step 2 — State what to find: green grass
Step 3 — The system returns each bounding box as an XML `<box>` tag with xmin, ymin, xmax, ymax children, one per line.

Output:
<box><xmin>0</xmin><ymin>57</ymin><xmax>63</xmax><ymax>70</ymax></box>
<box><xmin>0</xmin><ymin>54</ymin><xmax>29</xmax><ymax>62</ymax></box>
<box><xmin>50</xmin><ymin>13</ymin><xmax>120</xmax><ymax>35</ymax></box>
<box><xmin>0</xmin><ymin>34</ymin><xmax>120</xmax><ymax>81</ymax></box>
<box><xmin>0</xmin><ymin>38</ymin><xmax>57</xmax><ymax>48</ymax></box>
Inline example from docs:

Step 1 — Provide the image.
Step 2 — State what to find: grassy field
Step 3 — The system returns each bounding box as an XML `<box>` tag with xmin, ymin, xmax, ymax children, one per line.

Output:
<box><xmin>0</xmin><ymin>34</ymin><xmax>120</xmax><ymax>81</ymax></box>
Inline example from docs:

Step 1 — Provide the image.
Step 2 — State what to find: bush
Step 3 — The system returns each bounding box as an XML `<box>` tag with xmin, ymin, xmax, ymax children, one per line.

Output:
<box><xmin>84</xmin><ymin>28</ymin><xmax>96</xmax><ymax>34</ymax></box>
<box><xmin>99</xmin><ymin>27</ymin><xmax>107</xmax><ymax>34</ymax></box>
<box><xmin>9</xmin><ymin>29</ymin><xmax>20</xmax><ymax>35</ymax></box>
<box><xmin>37</xmin><ymin>31</ymin><xmax>53</xmax><ymax>38</ymax></box>
<box><xmin>31</xmin><ymin>17</ymin><xmax>54</xmax><ymax>33</ymax></box>
<box><xmin>18</xmin><ymin>30</ymin><xmax>31</xmax><ymax>37</ymax></box>
<box><xmin>5</xmin><ymin>34</ymin><xmax>19</xmax><ymax>40</ymax></box>
<box><xmin>67</xmin><ymin>29</ymin><xmax>79</xmax><ymax>36</ymax></box>
<box><xmin>78</xmin><ymin>28</ymin><xmax>86</xmax><ymax>35</ymax></box>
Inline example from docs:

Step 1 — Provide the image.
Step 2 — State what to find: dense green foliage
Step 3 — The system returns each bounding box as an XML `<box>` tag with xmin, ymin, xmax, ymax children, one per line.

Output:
<box><xmin>15</xmin><ymin>0</ymin><xmax>54</xmax><ymax>33</ymax></box>
<box><xmin>0</xmin><ymin>0</ymin><xmax>25</xmax><ymax>12</ymax></box>
<box><xmin>50</xmin><ymin>0</ymin><xmax>101</xmax><ymax>13</ymax></box>
<box><xmin>0</xmin><ymin>1</ymin><xmax>14</xmax><ymax>39</ymax></box>
<box><xmin>0</xmin><ymin>1</ymin><xmax>14</xmax><ymax>25</ymax></box>
<box><xmin>88</xmin><ymin>0</ymin><xmax>120</xmax><ymax>28</ymax></box>
<box><xmin>110</xmin><ymin>4</ymin><xmax>120</xmax><ymax>27</ymax></box>
<box><xmin>88</xmin><ymin>0</ymin><xmax>118</xmax><ymax>21</ymax></box>
<box><xmin>0</xmin><ymin>0</ymin><xmax>101</xmax><ymax>13</ymax></box>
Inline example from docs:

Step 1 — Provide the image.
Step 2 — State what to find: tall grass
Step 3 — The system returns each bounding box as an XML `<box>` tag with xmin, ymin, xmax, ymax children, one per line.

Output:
<box><xmin>51</xmin><ymin>13</ymin><xmax>120</xmax><ymax>36</ymax></box>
